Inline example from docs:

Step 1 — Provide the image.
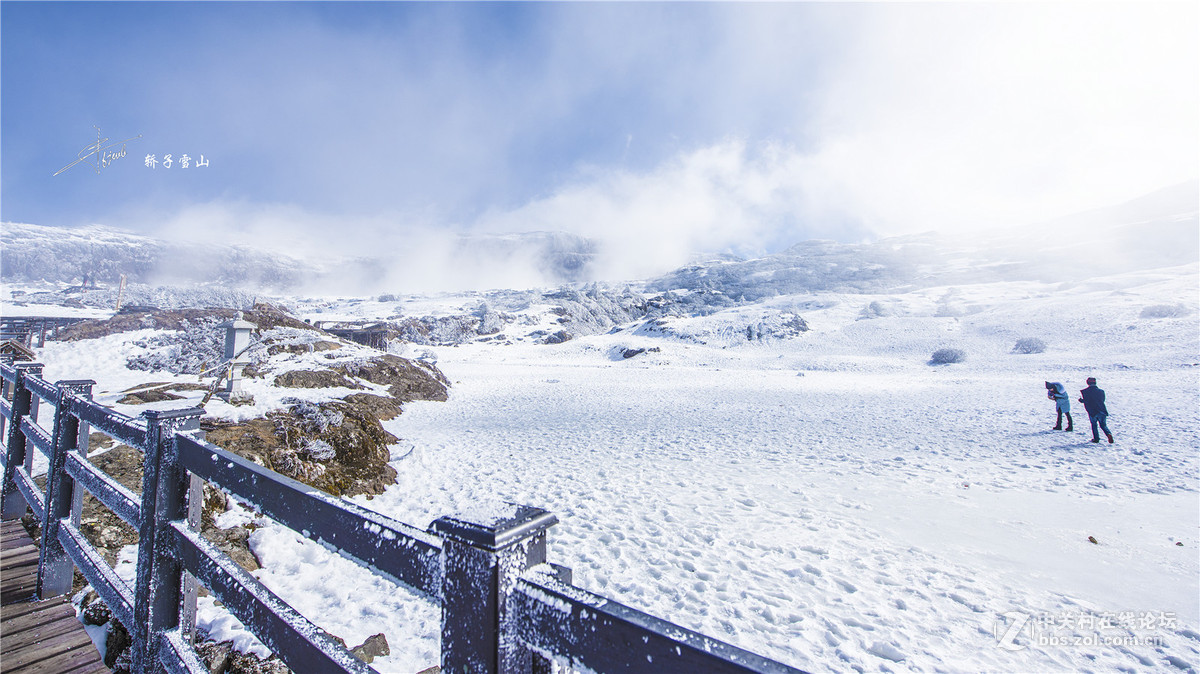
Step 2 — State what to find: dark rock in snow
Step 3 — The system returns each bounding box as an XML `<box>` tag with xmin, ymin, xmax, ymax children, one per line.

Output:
<box><xmin>105</xmin><ymin>619</ymin><xmax>132</xmax><ymax>670</ymax></box>
<box><xmin>337</xmin><ymin>353</ymin><xmax>449</xmax><ymax>402</ymax></box>
<box><xmin>225</xmin><ymin>650</ymin><xmax>289</xmax><ymax>674</ymax></box>
<box><xmin>196</xmin><ymin>640</ymin><xmax>236</xmax><ymax>674</ymax></box>
<box><xmin>273</xmin><ymin>369</ymin><xmax>362</xmax><ymax>390</ymax></box>
<box><xmin>351</xmin><ymin>633</ymin><xmax>391</xmax><ymax>664</ymax></box>
<box><xmin>342</xmin><ymin>392</ymin><xmax>404</xmax><ymax>421</ymax></box>
<box><xmin>81</xmin><ymin>596</ymin><xmax>112</xmax><ymax>626</ymax></box>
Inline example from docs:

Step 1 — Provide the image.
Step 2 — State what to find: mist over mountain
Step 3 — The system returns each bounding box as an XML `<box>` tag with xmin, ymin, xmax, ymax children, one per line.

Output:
<box><xmin>0</xmin><ymin>225</ymin><xmax>598</xmax><ymax>293</ymax></box>
<box><xmin>2</xmin><ymin>182</ymin><xmax>1194</xmax><ymax>301</ymax></box>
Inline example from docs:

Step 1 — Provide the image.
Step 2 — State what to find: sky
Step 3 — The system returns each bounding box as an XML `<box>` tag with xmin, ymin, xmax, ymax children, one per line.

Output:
<box><xmin>2</xmin><ymin>1</ymin><xmax>1197</xmax><ymax>284</ymax></box>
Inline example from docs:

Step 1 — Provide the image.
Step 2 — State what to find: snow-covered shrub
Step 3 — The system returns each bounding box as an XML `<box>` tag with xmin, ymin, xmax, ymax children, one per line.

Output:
<box><xmin>859</xmin><ymin>300</ymin><xmax>890</xmax><ymax>319</ymax></box>
<box><xmin>1012</xmin><ymin>337</ymin><xmax>1046</xmax><ymax>354</ymax></box>
<box><xmin>284</xmin><ymin>399</ymin><xmax>345</xmax><ymax>434</ymax></box>
<box><xmin>929</xmin><ymin>348</ymin><xmax>966</xmax><ymax>365</ymax></box>
<box><xmin>300</xmin><ymin>438</ymin><xmax>337</xmax><ymax>462</ymax></box>
<box><xmin>1140</xmin><ymin>304</ymin><xmax>1189</xmax><ymax>319</ymax></box>
<box><xmin>127</xmin><ymin>316</ymin><xmax>270</xmax><ymax>375</ymax></box>
<box><xmin>128</xmin><ymin>317</ymin><xmax>226</xmax><ymax>374</ymax></box>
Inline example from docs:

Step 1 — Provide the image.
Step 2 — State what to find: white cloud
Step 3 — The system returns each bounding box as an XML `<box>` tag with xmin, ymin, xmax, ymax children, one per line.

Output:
<box><xmin>119</xmin><ymin>2</ymin><xmax>1199</xmax><ymax>291</ymax></box>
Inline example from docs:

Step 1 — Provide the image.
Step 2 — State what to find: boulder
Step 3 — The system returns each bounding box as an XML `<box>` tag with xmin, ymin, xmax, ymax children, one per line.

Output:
<box><xmin>273</xmin><ymin>369</ymin><xmax>361</xmax><ymax>390</ymax></box>
<box><xmin>337</xmin><ymin>354</ymin><xmax>449</xmax><ymax>402</ymax></box>
<box><xmin>202</xmin><ymin>397</ymin><xmax>401</xmax><ymax>498</ymax></box>
<box><xmin>350</xmin><ymin>633</ymin><xmax>390</xmax><ymax>664</ymax></box>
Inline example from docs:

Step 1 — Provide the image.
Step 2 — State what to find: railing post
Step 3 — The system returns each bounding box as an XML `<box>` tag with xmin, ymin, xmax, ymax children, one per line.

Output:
<box><xmin>0</xmin><ymin>353</ymin><xmax>11</xmax><ymax>438</ymax></box>
<box><xmin>37</xmin><ymin>379</ymin><xmax>95</xmax><ymax>599</ymax></box>
<box><xmin>133</xmin><ymin>407</ymin><xmax>203</xmax><ymax>674</ymax></box>
<box><xmin>180</xmin><ymin>460</ymin><xmax>204</xmax><ymax>643</ymax></box>
<box><xmin>431</xmin><ymin>504</ymin><xmax>559</xmax><ymax>674</ymax></box>
<box><xmin>1</xmin><ymin>363</ymin><xmax>42</xmax><ymax>520</ymax></box>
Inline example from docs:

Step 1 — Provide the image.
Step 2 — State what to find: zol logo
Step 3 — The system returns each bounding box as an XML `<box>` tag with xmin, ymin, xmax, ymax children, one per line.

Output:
<box><xmin>994</xmin><ymin>612</ymin><xmax>1030</xmax><ymax>651</ymax></box>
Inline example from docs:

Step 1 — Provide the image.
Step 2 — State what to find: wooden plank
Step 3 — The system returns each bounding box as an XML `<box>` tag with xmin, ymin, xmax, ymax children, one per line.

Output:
<box><xmin>2</xmin><ymin>603</ymin><xmax>73</xmax><ymax>633</ymax></box>
<box><xmin>2</xmin><ymin>611</ymin><xmax>87</xmax><ymax>650</ymax></box>
<box><xmin>2</xmin><ymin>548</ymin><xmax>42</xmax><ymax>567</ymax></box>
<box><xmin>2</xmin><ymin>522</ymin><xmax>31</xmax><ymax>535</ymax></box>
<box><xmin>61</xmin><ymin>660</ymin><xmax>113</xmax><ymax>674</ymax></box>
<box><xmin>3</xmin><ymin>637</ymin><xmax>104</xmax><ymax>673</ymax></box>
<box><xmin>1</xmin><ymin>597</ymin><xmax>73</xmax><ymax>628</ymax></box>
<box><xmin>2</xmin><ymin>597</ymin><xmax>52</xmax><ymax>621</ymax></box>
<box><xmin>1</xmin><ymin>580</ymin><xmax>38</xmax><ymax>605</ymax></box>
<box><xmin>57</xmin><ymin>659</ymin><xmax>113</xmax><ymax>674</ymax></box>
<box><xmin>2</xmin><ymin>628</ymin><xmax>94</xmax><ymax>665</ymax></box>
<box><xmin>2</xmin><ymin>529</ymin><xmax>36</xmax><ymax>546</ymax></box>
<box><xmin>0</xmin><ymin>519</ymin><xmax>106</xmax><ymax>673</ymax></box>
<box><xmin>1</xmin><ymin>530</ymin><xmax>34</xmax><ymax>543</ymax></box>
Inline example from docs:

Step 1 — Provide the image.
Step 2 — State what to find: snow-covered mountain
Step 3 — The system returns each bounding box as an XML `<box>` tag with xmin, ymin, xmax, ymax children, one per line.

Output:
<box><xmin>0</xmin><ymin>223</ymin><xmax>318</xmax><ymax>290</ymax></box>
<box><xmin>5</xmin><ymin>182</ymin><xmax>1194</xmax><ymax>299</ymax></box>
<box><xmin>0</xmin><ymin>223</ymin><xmax>598</xmax><ymax>292</ymax></box>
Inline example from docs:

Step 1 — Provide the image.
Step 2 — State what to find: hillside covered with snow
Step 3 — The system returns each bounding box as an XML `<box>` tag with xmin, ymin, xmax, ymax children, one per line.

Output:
<box><xmin>4</xmin><ymin>182</ymin><xmax>1199</xmax><ymax>672</ymax></box>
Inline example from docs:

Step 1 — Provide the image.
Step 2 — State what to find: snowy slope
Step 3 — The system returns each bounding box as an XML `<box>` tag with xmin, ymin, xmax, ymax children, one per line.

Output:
<box><xmin>33</xmin><ymin>259</ymin><xmax>1200</xmax><ymax>673</ymax></box>
<box><xmin>351</xmin><ymin>264</ymin><xmax>1199</xmax><ymax>672</ymax></box>
<box><xmin>16</xmin><ymin>183</ymin><xmax>1200</xmax><ymax>672</ymax></box>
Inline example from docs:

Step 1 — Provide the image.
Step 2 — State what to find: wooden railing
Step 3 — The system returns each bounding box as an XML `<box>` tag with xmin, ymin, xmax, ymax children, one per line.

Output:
<box><xmin>0</xmin><ymin>356</ymin><xmax>806</xmax><ymax>674</ymax></box>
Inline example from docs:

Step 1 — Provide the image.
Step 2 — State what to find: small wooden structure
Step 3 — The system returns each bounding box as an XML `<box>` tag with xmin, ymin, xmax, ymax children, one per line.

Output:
<box><xmin>0</xmin><ymin>317</ymin><xmax>86</xmax><ymax>349</ymax></box>
<box><xmin>0</xmin><ymin>340</ymin><xmax>37</xmax><ymax>363</ymax></box>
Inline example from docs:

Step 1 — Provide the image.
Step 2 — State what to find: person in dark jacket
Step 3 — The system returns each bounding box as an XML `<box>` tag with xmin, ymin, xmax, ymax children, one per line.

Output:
<box><xmin>1045</xmin><ymin>381</ymin><xmax>1073</xmax><ymax>431</ymax></box>
<box><xmin>1078</xmin><ymin>377</ymin><xmax>1113</xmax><ymax>443</ymax></box>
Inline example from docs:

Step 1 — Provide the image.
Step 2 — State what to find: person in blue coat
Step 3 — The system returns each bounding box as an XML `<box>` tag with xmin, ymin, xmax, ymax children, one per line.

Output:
<box><xmin>1045</xmin><ymin>381</ymin><xmax>1073</xmax><ymax>431</ymax></box>
<box><xmin>1078</xmin><ymin>377</ymin><xmax>1114</xmax><ymax>443</ymax></box>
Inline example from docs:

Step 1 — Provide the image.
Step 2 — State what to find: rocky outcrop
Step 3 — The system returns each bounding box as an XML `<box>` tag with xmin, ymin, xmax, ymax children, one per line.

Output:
<box><xmin>337</xmin><ymin>354</ymin><xmax>449</xmax><ymax>402</ymax></box>
<box><xmin>273</xmin><ymin>369</ymin><xmax>361</xmax><ymax>390</ymax></box>
<box><xmin>201</xmin><ymin>396</ymin><xmax>400</xmax><ymax>498</ymax></box>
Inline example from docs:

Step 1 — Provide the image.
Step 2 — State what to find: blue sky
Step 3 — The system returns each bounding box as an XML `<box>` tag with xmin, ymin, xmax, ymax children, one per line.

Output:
<box><xmin>2</xmin><ymin>1</ymin><xmax>1196</xmax><ymax>280</ymax></box>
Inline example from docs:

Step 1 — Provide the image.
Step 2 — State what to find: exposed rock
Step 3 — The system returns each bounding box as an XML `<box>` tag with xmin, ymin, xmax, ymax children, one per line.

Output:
<box><xmin>79</xmin><ymin>444</ymin><xmax>143</xmax><ymax>565</ymax></box>
<box><xmin>203</xmin><ymin>522</ymin><xmax>261</xmax><ymax>572</ymax></box>
<box><xmin>81</xmin><ymin>595</ymin><xmax>112</xmax><ymax>626</ymax></box>
<box><xmin>542</xmin><ymin>330</ymin><xmax>572</xmax><ymax>345</ymax></box>
<box><xmin>337</xmin><ymin>354</ymin><xmax>449</xmax><ymax>402</ymax></box>
<box><xmin>123</xmin><ymin>386</ymin><xmax>183</xmax><ymax>404</ymax></box>
<box><xmin>57</xmin><ymin>304</ymin><xmax>321</xmax><ymax>342</ymax></box>
<box><xmin>342</xmin><ymin>393</ymin><xmax>403</xmax><ymax>421</ymax></box>
<box><xmin>350</xmin><ymin>633</ymin><xmax>390</xmax><ymax>664</ymax></box>
<box><xmin>273</xmin><ymin>369</ymin><xmax>361</xmax><ymax>390</ymax></box>
<box><xmin>201</xmin><ymin>397</ymin><xmax>400</xmax><ymax>498</ymax></box>
<box><xmin>266</xmin><ymin>340</ymin><xmax>342</xmax><ymax>356</ymax></box>
<box><xmin>105</xmin><ymin>619</ymin><xmax>132</xmax><ymax>670</ymax></box>
<box><xmin>88</xmin><ymin>432</ymin><xmax>116</xmax><ymax>451</ymax></box>
<box><xmin>226</xmin><ymin>650</ymin><xmax>290</xmax><ymax>674</ymax></box>
<box><xmin>197</xmin><ymin>640</ymin><xmax>236</xmax><ymax>674</ymax></box>
<box><xmin>745</xmin><ymin>313</ymin><xmax>809</xmax><ymax>341</ymax></box>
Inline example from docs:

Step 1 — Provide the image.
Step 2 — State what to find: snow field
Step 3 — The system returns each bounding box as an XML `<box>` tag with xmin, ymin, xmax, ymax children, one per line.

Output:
<box><xmin>364</xmin><ymin>349</ymin><xmax>1197</xmax><ymax>672</ymax></box>
<box><xmin>22</xmin><ymin>263</ymin><xmax>1200</xmax><ymax>672</ymax></box>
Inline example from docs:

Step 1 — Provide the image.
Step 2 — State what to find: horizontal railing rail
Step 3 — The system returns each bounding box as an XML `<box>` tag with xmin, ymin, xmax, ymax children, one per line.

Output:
<box><xmin>511</xmin><ymin>572</ymin><xmax>807</xmax><ymax>674</ymax></box>
<box><xmin>176</xmin><ymin>434</ymin><xmax>443</xmax><ymax>597</ymax></box>
<box><xmin>1</xmin><ymin>354</ymin><xmax>808</xmax><ymax>674</ymax></box>
<box><xmin>168</xmin><ymin>521</ymin><xmax>375</xmax><ymax>673</ymax></box>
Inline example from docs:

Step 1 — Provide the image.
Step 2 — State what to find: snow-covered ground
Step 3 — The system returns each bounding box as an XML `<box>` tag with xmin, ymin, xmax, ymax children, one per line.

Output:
<box><xmin>22</xmin><ymin>262</ymin><xmax>1200</xmax><ymax>672</ymax></box>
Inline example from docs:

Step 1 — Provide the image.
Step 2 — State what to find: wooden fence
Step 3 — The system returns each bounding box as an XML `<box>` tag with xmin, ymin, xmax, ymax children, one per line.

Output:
<box><xmin>0</xmin><ymin>356</ymin><xmax>806</xmax><ymax>674</ymax></box>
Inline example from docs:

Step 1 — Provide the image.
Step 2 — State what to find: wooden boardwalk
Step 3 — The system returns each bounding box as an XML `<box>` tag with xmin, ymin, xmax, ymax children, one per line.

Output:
<box><xmin>1</xmin><ymin>519</ymin><xmax>107</xmax><ymax>673</ymax></box>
